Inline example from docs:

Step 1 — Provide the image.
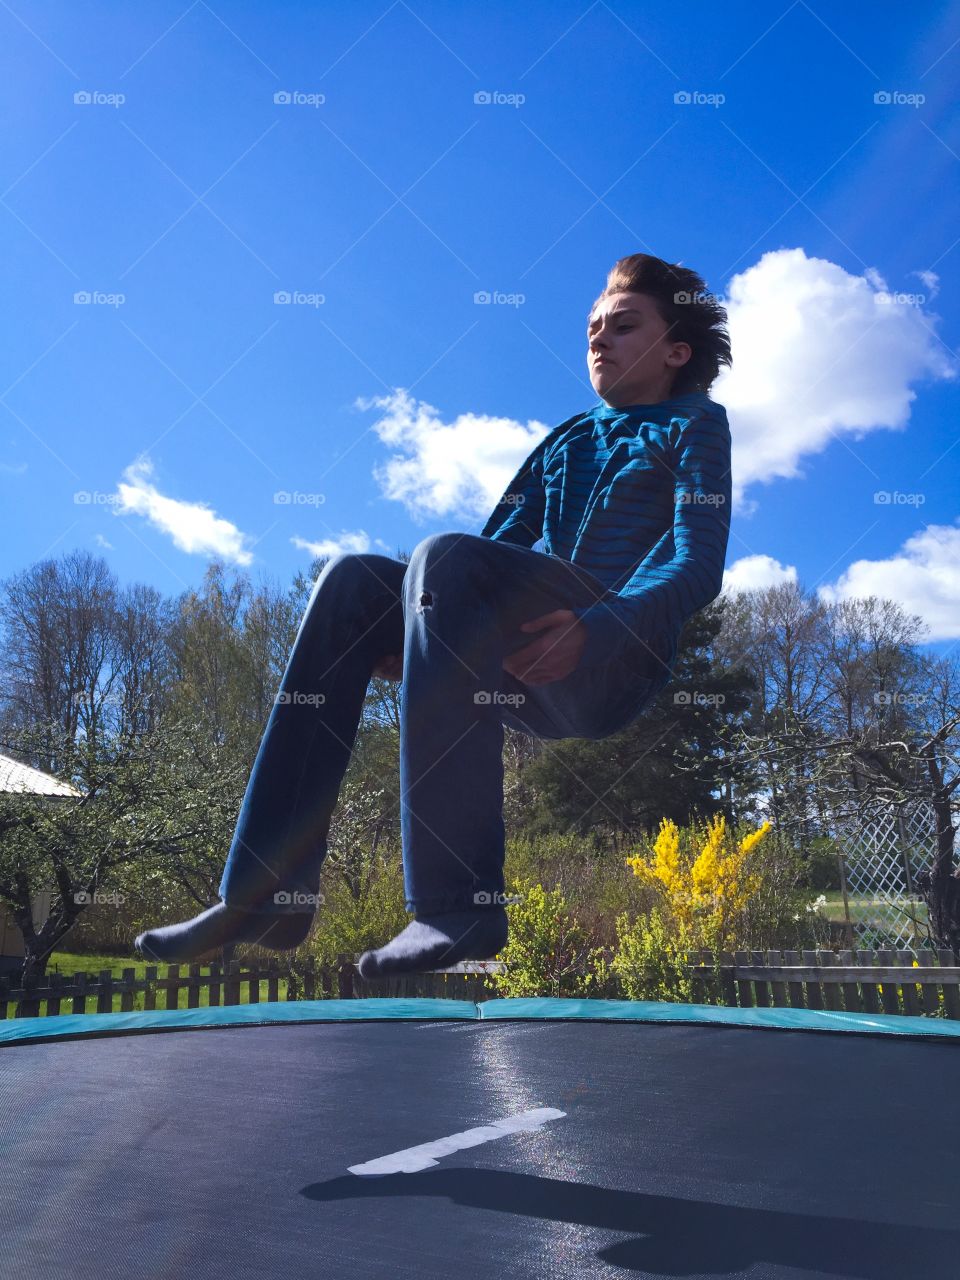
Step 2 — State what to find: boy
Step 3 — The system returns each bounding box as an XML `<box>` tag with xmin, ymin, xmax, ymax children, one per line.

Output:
<box><xmin>135</xmin><ymin>252</ymin><xmax>733</xmax><ymax>977</ymax></box>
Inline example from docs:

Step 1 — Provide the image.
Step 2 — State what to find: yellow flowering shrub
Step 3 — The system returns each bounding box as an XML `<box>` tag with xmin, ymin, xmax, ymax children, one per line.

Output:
<box><xmin>612</xmin><ymin>816</ymin><xmax>779</xmax><ymax>1002</ymax></box>
<box><xmin>625</xmin><ymin>814</ymin><xmax>770</xmax><ymax>952</ymax></box>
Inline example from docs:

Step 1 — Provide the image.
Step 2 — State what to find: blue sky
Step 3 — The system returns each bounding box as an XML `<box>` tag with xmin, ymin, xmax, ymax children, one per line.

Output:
<box><xmin>2</xmin><ymin>2</ymin><xmax>958</xmax><ymax>650</ymax></box>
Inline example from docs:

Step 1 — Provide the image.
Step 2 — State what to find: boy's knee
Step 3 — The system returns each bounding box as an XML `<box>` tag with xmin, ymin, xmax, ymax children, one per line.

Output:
<box><xmin>410</xmin><ymin>531</ymin><xmax>488</xmax><ymax>575</ymax></box>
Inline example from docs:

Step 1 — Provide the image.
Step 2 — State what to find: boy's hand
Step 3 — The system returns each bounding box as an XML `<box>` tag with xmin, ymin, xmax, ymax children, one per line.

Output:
<box><xmin>502</xmin><ymin>609</ymin><xmax>587</xmax><ymax>685</ymax></box>
<box><xmin>372</xmin><ymin>653</ymin><xmax>403</xmax><ymax>681</ymax></box>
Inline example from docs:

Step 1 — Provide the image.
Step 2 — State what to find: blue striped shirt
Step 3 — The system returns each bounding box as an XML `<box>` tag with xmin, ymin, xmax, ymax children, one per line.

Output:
<box><xmin>479</xmin><ymin>391</ymin><xmax>732</xmax><ymax>682</ymax></box>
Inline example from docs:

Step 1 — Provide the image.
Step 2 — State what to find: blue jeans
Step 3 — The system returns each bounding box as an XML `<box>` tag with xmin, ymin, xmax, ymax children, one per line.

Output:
<box><xmin>218</xmin><ymin>532</ymin><xmax>672</xmax><ymax>917</ymax></box>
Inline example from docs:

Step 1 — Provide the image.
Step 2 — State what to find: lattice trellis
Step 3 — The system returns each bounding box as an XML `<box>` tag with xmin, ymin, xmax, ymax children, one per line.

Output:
<box><xmin>834</xmin><ymin>799</ymin><xmax>938</xmax><ymax>948</ymax></box>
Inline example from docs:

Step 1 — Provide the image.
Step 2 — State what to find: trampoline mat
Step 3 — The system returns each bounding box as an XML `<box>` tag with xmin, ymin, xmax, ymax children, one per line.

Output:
<box><xmin>2</xmin><ymin>1017</ymin><xmax>958</xmax><ymax>1279</ymax></box>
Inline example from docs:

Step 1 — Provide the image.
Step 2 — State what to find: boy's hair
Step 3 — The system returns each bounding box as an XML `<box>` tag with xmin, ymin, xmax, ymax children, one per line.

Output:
<box><xmin>589</xmin><ymin>253</ymin><xmax>732</xmax><ymax>395</ymax></box>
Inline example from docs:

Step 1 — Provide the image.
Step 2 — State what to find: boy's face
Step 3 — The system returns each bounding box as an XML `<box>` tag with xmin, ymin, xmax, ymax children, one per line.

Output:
<box><xmin>586</xmin><ymin>290</ymin><xmax>692</xmax><ymax>406</ymax></box>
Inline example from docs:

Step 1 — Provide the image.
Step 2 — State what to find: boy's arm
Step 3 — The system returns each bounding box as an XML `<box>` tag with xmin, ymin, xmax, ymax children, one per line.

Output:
<box><xmin>479</xmin><ymin>439</ymin><xmax>548</xmax><ymax>548</ymax></box>
<box><xmin>570</xmin><ymin>411</ymin><xmax>733</xmax><ymax>668</ymax></box>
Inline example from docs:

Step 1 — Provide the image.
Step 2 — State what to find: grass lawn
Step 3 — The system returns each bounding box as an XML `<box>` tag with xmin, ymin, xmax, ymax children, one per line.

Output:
<box><xmin>821</xmin><ymin>889</ymin><xmax>927</xmax><ymax>927</ymax></box>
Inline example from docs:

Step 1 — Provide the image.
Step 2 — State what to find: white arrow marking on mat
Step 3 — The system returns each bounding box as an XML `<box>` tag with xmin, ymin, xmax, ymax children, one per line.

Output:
<box><xmin>348</xmin><ymin>1107</ymin><xmax>566</xmax><ymax>1176</ymax></box>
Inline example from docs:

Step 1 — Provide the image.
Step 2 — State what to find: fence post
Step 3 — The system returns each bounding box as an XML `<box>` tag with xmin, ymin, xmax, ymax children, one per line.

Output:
<box><xmin>165</xmin><ymin>965</ymin><xmax>180</xmax><ymax>1011</ymax></box>
<box><xmin>938</xmin><ymin>949</ymin><xmax>960</xmax><ymax>1019</ymax></box>
<box><xmin>97</xmin><ymin>969</ymin><xmax>114</xmax><ymax>1015</ymax></box>
<box><xmin>336</xmin><ymin>953</ymin><xmax>354</xmax><ymax>999</ymax></box>
<box><xmin>47</xmin><ymin>972</ymin><xmax>64</xmax><ymax>1017</ymax></box>
<box><xmin>766</xmin><ymin>950</ymin><xmax>787</xmax><ymax>1008</ymax></box>
<box><xmin>718</xmin><ymin>951</ymin><xmax>736</xmax><ymax>1005</ymax></box>
<box><xmin>224</xmin><ymin>960</ymin><xmax>240</xmax><ymax>1006</ymax></box>
<box><xmin>71</xmin><ymin>973</ymin><xmax>87</xmax><ymax>1015</ymax></box>
<box><xmin>120</xmin><ymin>968</ymin><xmax>136</xmax><ymax>1014</ymax></box>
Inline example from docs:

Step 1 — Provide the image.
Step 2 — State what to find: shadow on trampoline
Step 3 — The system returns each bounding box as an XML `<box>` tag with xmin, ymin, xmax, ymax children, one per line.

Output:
<box><xmin>304</xmin><ymin>1166</ymin><xmax>959</xmax><ymax>1277</ymax></box>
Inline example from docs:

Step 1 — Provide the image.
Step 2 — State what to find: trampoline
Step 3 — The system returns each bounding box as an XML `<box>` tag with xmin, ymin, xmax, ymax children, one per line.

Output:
<box><xmin>2</xmin><ymin>997</ymin><xmax>959</xmax><ymax>1280</ymax></box>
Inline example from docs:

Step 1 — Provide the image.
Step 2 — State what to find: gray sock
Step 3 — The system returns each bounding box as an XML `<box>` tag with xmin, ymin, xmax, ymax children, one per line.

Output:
<box><xmin>357</xmin><ymin>907</ymin><xmax>508</xmax><ymax>979</ymax></box>
<box><xmin>135</xmin><ymin>902</ymin><xmax>313</xmax><ymax>963</ymax></box>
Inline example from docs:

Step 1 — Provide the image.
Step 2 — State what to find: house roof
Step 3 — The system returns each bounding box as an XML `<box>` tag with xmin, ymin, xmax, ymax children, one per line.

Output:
<box><xmin>0</xmin><ymin>752</ymin><xmax>83</xmax><ymax>798</ymax></box>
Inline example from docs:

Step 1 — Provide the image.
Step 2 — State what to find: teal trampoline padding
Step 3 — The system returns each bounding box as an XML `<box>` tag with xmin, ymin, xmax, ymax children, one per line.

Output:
<box><xmin>1</xmin><ymin>995</ymin><xmax>958</xmax><ymax>1046</ymax></box>
<box><xmin>0</xmin><ymin>997</ymin><xmax>476</xmax><ymax>1046</ymax></box>
<box><xmin>477</xmin><ymin>997</ymin><xmax>960</xmax><ymax>1038</ymax></box>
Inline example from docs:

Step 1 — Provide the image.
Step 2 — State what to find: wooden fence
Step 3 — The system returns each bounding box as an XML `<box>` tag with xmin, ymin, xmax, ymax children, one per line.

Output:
<box><xmin>0</xmin><ymin>955</ymin><xmax>504</xmax><ymax>1019</ymax></box>
<box><xmin>687</xmin><ymin>948</ymin><xmax>960</xmax><ymax>1019</ymax></box>
<box><xmin>3</xmin><ymin>948</ymin><xmax>959</xmax><ymax>1021</ymax></box>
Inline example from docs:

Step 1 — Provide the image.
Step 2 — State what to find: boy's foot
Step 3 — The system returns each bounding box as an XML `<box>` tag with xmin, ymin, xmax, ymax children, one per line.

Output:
<box><xmin>134</xmin><ymin>902</ymin><xmax>314</xmax><ymax>964</ymax></box>
<box><xmin>357</xmin><ymin>907</ymin><xmax>508</xmax><ymax>979</ymax></box>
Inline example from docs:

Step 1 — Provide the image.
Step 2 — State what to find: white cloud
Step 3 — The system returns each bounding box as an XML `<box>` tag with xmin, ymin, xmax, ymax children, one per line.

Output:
<box><xmin>722</xmin><ymin>554</ymin><xmax>798</xmax><ymax>594</ymax></box>
<box><xmin>113</xmin><ymin>457</ymin><xmax>253</xmax><ymax>566</ymax></box>
<box><xmin>818</xmin><ymin>520</ymin><xmax>960</xmax><ymax>642</ymax></box>
<box><xmin>0</xmin><ymin>460</ymin><xmax>27</xmax><ymax>475</ymax></box>
<box><xmin>912</xmin><ymin>269</ymin><xmax>940</xmax><ymax>299</ymax></box>
<box><xmin>94</xmin><ymin>533</ymin><xmax>113</xmax><ymax>550</ymax></box>
<box><xmin>358</xmin><ymin>387</ymin><xmax>551</xmax><ymax>522</ymax></box>
<box><xmin>712</xmin><ymin>248</ymin><xmax>957</xmax><ymax>506</ymax></box>
<box><xmin>291</xmin><ymin>530</ymin><xmax>390</xmax><ymax>558</ymax></box>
